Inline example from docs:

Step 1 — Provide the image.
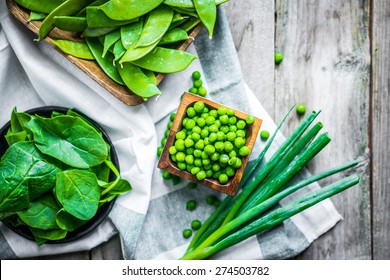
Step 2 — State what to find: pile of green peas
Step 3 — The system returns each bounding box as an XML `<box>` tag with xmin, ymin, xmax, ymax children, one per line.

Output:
<box><xmin>188</xmin><ymin>71</ymin><xmax>207</xmax><ymax>97</ymax></box>
<box><xmin>169</xmin><ymin>101</ymin><xmax>253</xmax><ymax>185</ymax></box>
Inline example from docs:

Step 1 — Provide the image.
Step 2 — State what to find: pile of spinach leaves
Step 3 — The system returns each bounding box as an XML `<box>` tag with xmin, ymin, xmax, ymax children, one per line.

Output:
<box><xmin>0</xmin><ymin>108</ymin><xmax>131</xmax><ymax>245</ymax></box>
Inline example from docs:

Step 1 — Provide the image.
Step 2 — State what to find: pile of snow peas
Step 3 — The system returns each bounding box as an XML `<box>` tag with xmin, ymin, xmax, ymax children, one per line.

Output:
<box><xmin>13</xmin><ymin>0</ymin><xmax>230</xmax><ymax>101</ymax></box>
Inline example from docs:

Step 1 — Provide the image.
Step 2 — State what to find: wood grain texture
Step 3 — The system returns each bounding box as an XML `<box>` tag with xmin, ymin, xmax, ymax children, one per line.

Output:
<box><xmin>274</xmin><ymin>0</ymin><xmax>371</xmax><ymax>259</ymax></box>
<box><xmin>372</xmin><ymin>0</ymin><xmax>390</xmax><ymax>260</ymax></box>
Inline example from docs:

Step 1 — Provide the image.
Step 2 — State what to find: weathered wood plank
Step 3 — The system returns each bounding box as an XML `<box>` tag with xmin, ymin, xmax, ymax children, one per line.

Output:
<box><xmin>274</xmin><ymin>0</ymin><xmax>371</xmax><ymax>259</ymax></box>
<box><xmin>372</xmin><ymin>0</ymin><xmax>390</xmax><ymax>260</ymax></box>
<box><xmin>224</xmin><ymin>0</ymin><xmax>276</xmax><ymax>118</ymax></box>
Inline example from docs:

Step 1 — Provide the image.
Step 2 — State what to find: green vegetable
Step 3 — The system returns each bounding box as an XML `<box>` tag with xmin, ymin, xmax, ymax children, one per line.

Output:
<box><xmin>260</xmin><ymin>130</ymin><xmax>270</xmax><ymax>140</ymax></box>
<box><xmin>52</xmin><ymin>40</ymin><xmax>95</xmax><ymax>60</ymax></box>
<box><xmin>275</xmin><ymin>52</ymin><xmax>283</xmax><ymax>64</ymax></box>
<box><xmin>187</xmin><ymin>182</ymin><xmax>197</xmax><ymax>189</ymax></box>
<box><xmin>191</xmin><ymin>220</ymin><xmax>202</xmax><ymax>230</ymax></box>
<box><xmin>193</xmin><ymin>0</ymin><xmax>216</xmax><ymax>39</ymax></box>
<box><xmin>179</xmin><ymin>108</ymin><xmax>360</xmax><ymax>260</ymax></box>
<box><xmin>296</xmin><ymin>104</ymin><xmax>307</xmax><ymax>115</ymax></box>
<box><xmin>13</xmin><ymin>0</ymin><xmax>66</xmax><ymax>14</ymax></box>
<box><xmin>192</xmin><ymin>70</ymin><xmax>201</xmax><ymax>80</ymax></box>
<box><xmin>54</xmin><ymin>16</ymin><xmax>87</xmax><ymax>32</ymax></box>
<box><xmin>0</xmin><ymin>108</ymin><xmax>132</xmax><ymax>245</ymax></box>
<box><xmin>186</xmin><ymin>200</ymin><xmax>197</xmax><ymax>211</ymax></box>
<box><xmin>183</xmin><ymin>229</ymin><xmax>192</xmax><ymax>238</ymax></box>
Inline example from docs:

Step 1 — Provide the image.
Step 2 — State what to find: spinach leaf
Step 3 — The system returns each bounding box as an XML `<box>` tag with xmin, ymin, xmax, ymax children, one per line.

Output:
<box><xmin>27</xmin><ymin>114</ymin><xmax>109</xmax><ymax>169</ymax></box>
<box><xmin>100</xmin><ymin>179</ymin><xmax>132</xmax><ymax>195</ymax></box>
<box><xmin>0</xmin><ymin>141</ymin><xmax>60</xmax><ymax>212</ymax></box>
<box><xmin>55</xmin><ymin>170</ymin><xmax>100</xmax><ymax>220</ymax></box>
<box><xmin>17</xmin><ymin>193</ymin><xmax>60</xmax><ymax>230</ymax></box>
<box><xmin>30</xmin><ymin>227</ymin><xmax>68</xmax><ymax>244</ymax></box>
<box><xmin>56</xmin><ymin>209</ymin><xmax>87</xmax><ymax>232</ymax></box>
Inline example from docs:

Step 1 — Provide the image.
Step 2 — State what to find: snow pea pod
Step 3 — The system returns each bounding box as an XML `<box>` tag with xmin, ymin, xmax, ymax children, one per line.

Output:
<box><xmin>86</xmin><ymin>6</ymin><xmax>138</xmax><ymax>28</ymax></box>
<box><xmin>52</xmin><ymin>39</ymin><xmax>94</xmax><ymax>60</ymax></box>
<box><xmin>38</xmin><ymin>0</ymin><xmax>96</xmax><ymax>41</ymax></box>
<box><xmin>103</xmin><ymin>29</ymin><xmax>121</xmax><ymax>57</ymax></box>
<box><xmin>82</xmin><ymin>26</ymin><xmax>118</xmax><ymax>37</ymax></box>
<box><xmin>164</xmin><ymin>0</ymin><xmax>229</xmax><ymax>8</ymax></box>
<box><xmin>117</xmin><ymin>63</ymin><xmax>161</xmax><ymax>100</ymax></box>
<box><xmin>76</xmin><ymin>0</ymin><xmax>108</xmax><ymax>16</ymax></box>
<box><xmin>98</xmin><ymin>0</ymin><xmax>164</xmax><ymax>21</ymax></box>
<box><xmin>143</xmin><ymin>69</ymin><xmax>157</xmax><ymax>85</ymax></box>
<box><xmin>14</xmin><ymin>0</ymin><xmax>65</xmax><ymax>14</ymax></box>
<box><xmin>158</xmin><ymin>28</ymin><xmax>189</xmax><ymax>45</ymax></box>
<box><xmin>170</xmin><ymin>6</ymin><xmax>198</xmax><ymax>18</ymax></box>
<box><xmin>29</xmin><ymin>11</ymin><xmax>47</xmax><ymax>21</ymax></box>
<box><xmin>119</xmin><ymin>40</ymin><xmax>159</xmax><ymax>64</ymax></box>
<box><xmin>130</xmin><ymin>47</ymin><xmax>197</xmax><ymax>73</ymax></box>
<box><xmin>134</xmin><ymin>5</ymin><xmax>174</xmax><ymax>48</ymax></box>
<box><xmin>120</xmin><ymin>19</ymin><xmax>144</xmax><ymax>49</ymax></box>
<box><xmin>54</xmin><ymin>16</ymin><xmax>87</xmax><ymax>32</ymax></box>
<box><xmin>179</xmin><ymin>17</ymin><xmax>201</xmax><ymax>32</ymax></box>
<box><xmin>113</xmin><ymin>40</ymin><xmax>126</xmax><ymax>61</ymax></box>
<box><xmin>86</xmin><ymin>37</ymin><xmax>125</xmax><ymax>85</ymax></box>
<box><xmin>193</xmin><ymin>0</ymin><xmax>216</xmax><ymax>39</ymax></box>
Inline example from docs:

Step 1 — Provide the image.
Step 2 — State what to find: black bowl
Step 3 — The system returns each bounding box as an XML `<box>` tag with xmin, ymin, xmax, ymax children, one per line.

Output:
<box><xmin>0</xmin><ymin>106</ymin><xmax>118</xmax><ymax>244</ymax></box>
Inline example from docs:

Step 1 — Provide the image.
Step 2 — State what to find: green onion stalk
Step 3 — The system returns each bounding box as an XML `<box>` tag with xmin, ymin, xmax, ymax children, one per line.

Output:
<box><xmin>180</xmin><ymin>108</ymin><xmax>360</xmax><ymax>260</ymax></box>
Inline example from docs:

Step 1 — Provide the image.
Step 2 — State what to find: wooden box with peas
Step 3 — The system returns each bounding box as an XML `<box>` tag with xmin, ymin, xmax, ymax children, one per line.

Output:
<box><xmin>158</xmin><ymin>93</ymin><xmax>262</xmax><ymax>196</ymax></box>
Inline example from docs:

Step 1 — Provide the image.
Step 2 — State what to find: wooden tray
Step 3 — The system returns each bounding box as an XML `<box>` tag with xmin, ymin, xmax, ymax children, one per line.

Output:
<box><xmin>6</xmin><ymin>0</ymin><xmax>203</xmax><ymax>106</ymax></box>
<box><xmin>158</xmin><ymin>93</ymin><xmax>263</xmax><ymax>196</ymax></box>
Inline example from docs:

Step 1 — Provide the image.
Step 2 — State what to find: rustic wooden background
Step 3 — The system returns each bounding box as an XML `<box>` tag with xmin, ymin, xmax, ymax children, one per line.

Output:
<box><xmin>37</xmin><ymin>0</ymin><xmax>389</xmax><ymax>260</ymax></box>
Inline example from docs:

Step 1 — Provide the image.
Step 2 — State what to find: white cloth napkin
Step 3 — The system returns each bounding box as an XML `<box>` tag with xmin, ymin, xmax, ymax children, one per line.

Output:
<box><xmin>0</xmin><ymin>2</ymin><xmax>341</xmax><ymax>260</ymax></box>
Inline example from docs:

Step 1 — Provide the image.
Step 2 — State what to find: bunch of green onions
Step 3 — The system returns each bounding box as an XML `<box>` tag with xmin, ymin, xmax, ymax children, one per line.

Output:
<box><xmin>179</xmin><ymin>107</ymin><xmax>360</xmax><ymax>260</ymax></box>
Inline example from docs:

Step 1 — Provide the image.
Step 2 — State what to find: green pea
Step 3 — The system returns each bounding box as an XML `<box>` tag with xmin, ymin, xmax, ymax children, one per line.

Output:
<box><xmin>225</xmin><ymin>166</ymin><xmax>235</xmax><ymax>177</ymax></box>
<box><xmin>202</xmin><ymin>159</ymin><xmax>211</xmax><ymax>166</ymax></box>
<box><xmin>208</xmin><ymin>132</ymin><xmax>217</xmax><ymax>142</ymax></box>
<box><xmin>260</xmin><ymin>130</ymin><xmax>270</xmax><ymax>140</ymax></box>
<box><xmin>205</xmin><ymin>116</ymin><xmax>215</xmax><ymax>126</ymax></box>
<box><xmin>191</xmin><ymin>166</ymin><xmax>201</xmax><ymax>175</ymax></box>
<box><xmin>170</xmin><ymin>113</ymin><xmax>176</xmax><ymax>121</ymax></box>
<box><xmin>226</xmin><ymin>109</ymin><xmax>235</xmax><ymax>116</ymax></box>
<box><xmin>185</xmin><ymin>119</ymin><xmax>196</xmax><ymax>130</ymax></box>
<box><xmin>171</xmin><ymin>154</ymin><xmax>177</xmax><ymax>162</ymax></box>
<box><xmin>168</xmin><ymin>146</ymin><xmax>177</xmax><ymax>155</ymax></box>
<box><xmin>184</xmin><ymin>154</ymin><xmax>194</xmax><ymax>165</ymax></box>
<box><xmin>196</xmin><ymin>170</ymin><xmax>206</xmax><ymax>180</ymax></box>
<box><xmin>210</xmin><ymin>152</ymin><xmax>220</xmax><ymax>161</ymax></box>
<box><xmin>157</xmin><ymin>146</ymin><xmax>163</xmax><ymax>157</ymax></box>
<box><xmin>197</xmin><ymin>118</ymin><xmax>206</xmax><ymax>128</ymax></box>
<box><xmin>275</xmin><ymin>52</ymin><xmax>284</xmax><ymax>64</ymax></box>
<box><xmin>187</xmin><ymin>182</ymin><xmax>197</xmax><ymax>189</ymax></box>
<box><xmin>218</xmin><ymin>173</ymin><xmax>228</xmax><ymax>184</ymax></box>
<box><xmin>228</xmin><ymin>156</ymin><xmax>238</xmax><ymax>166</ymax></box>
<box><xmin>219</xmin><ymin>115</ymin><xmax>229</xmax><ymax>124</ymax></box>
<box><xmin>201</xmin><ymin>151</ymin><xmax>209</xmax><ymax>159</ymax></box>
<box><xmin>130</xmin><ymin>47</ymin><xmax>198</xmax><ymax>73</ymax></box>
<box><xmin>219</xmin><ymin>125</ymin><xmax>229</xmax><ymax>134</ymax></box>
<box><xmin>175</xmin><ymin>139</ymin><xmax>185</xmax><ymax>151</ymax></box>
<box><xmin>217</xmin><ymin>106</ymin><xmax>227</xmax><ymax>115</ymax></box>
<box><xmin>183</xmin><ymin>229</ymin><xmax>192</xmax><ymax>238</ymax></box>
<box><xmin>186</xmin><ymin>200</ymin><xmax>197</xmax><ymax>211</ymax></box>
<box><xmin>177</xmin><ymin>162</ymin><xmax>187</xmax><ymax>170</ymax></box>
<box><xmin>239</xmin><ymin>146</ymin><xmax>250</xmax><ymax>157</ymax></box>
<box><xmin>226</xmin><ymin>132</ymin><xmax>236</xmax><ymax>142</ymax></box>
<box><xmin>99</xmin><ymin>0</ymin><xmax>164</xmax><ymax>21</ymax></box>
<box><xmin>194</xmin><ymin>158</ymin><xmax>202</xmax><ymax>167</ymax></box>
<box><xmin>198</xmin><ymin>87</ymin><xmax>207</xmax><ymax>97</ymax></box>
<box><xmin>296</xmin><ymin>104</ymin><xmax>307</xmax><ymax>115</ymax></box>
<box><xmin>204</xmin><ymin>144</ymin><xmax>215</xmax><ymax>155</ymax></box>
<box><xmin>176</xmin><ymin>130</ymin><xmax>186</xmax><ymax>140</ymax></box>
<box><xmin>192</xmin><ymin>102</ymin><xmax>204</xmax><ymax>113</ymax></box>
<box><xmin>172</xmin><ymin>175</ymin><xmax>181</xmax><ymax>185</ymax></box>
<box><xmin>186</xmin><ymin>107</ymin><xmax>196</xmax><ymax>118</ymax></box>
<box><xmin>176</xmin><ymin>152</ymin><xmax>186</xmax><ymax>162</ymax></box>
<box><xmin>209</xmin><ymin>109</ymin><xmax>218</xmax><ymax>117</ymax></box>
<box><xmin>212</xmin><ymin>163</ymin><xmax>221</xmax><ymax>172</ymax></box>
<box><xmin>200</xmin><ymin>129</ymin><xmax>209</xmax><ymax>138</ymax></box>
<box><xmin>191</xmin><ymin>219</ymin><xmax>202</xmax><ymax>230</ymax></box>
<box><xmin>236</xmin><ymin>129</ymin><xmax>246</xmax><ymax>138</ymax></box>
<box><xmin>206</xmin><ymin>169</ymin><xmax>213</xmax><ymax>177</ymax></box>
<box><xmin>186</xmin><ymin>147</ymin><xmax>195</xmax><ymax>155</ymax></box>
<box><xmin>162</xmin><ymin>171</ymin><xmax>173</xmax><ymax>180</ymax></box>
<box><xmin>216</xmin><ymin>131</ymin><xmax>225</xmax><ymax>141</ymax></box>
<box><xmin>234</xmin><ymin>137</ymin><xmax>246</xmax><ymax>148</ymax></box>
<box><xmin>187</xmin><ymin>164</ymin><xmax>194</xmax><ymax>172</ymax></box>
<box><xmin>229</xmin><ymin>125</ymin><xmax>237</xmax><ymax>132</ymax></box>
<box><xmin>228</xmin><ymin>116</ymin><xmax>237</xmax><ymax>125</ymax></box>
<box><xmin>214</xmin><ymin>141</ymin><xmax>224</xmax><ymax>152</ymax></box>
<box><xmin>193</xmin><ymin>79</ymin><xmax>203</xmax><ymax>88</ymax></box>
<box><xmin>246</xmin><ymin>115</ymin><xmax>255</xmax><ymax>124</ymax></box>
<box><xmin>52</xmin><ymin>39</ymin><xmax>94</xmax><ymax>60</ymax></box>
<box><xmin>189</xmin><ymin>87</ymin><xmax>198</xmax><ymax>94</ymax></box>
<box><xmin>205</xmin><ymin>195</ymin><xmax>217</xmax><ymax>205</ymax></box>
<box><xmin>191</xmin><ymin>132</ymin><xmax>201</xmax><ymax>142</ymax></box>
<box><xmin>209</xmin><ymin>124</ymin><xmax>218</xmax><ymax>133</ymax></box>
<box><xmin>192</xmin><ymin>70</ymin><xmax>201</xmax><ymax>80</ymax></box>
<box><xmin>236</xmin><ymin>120</ymin><xmax>246</xmax><ymax>129</ymax></box>
<box><xmin>193</xmin><ymin>149</ymin><xmax>202</xmax><ymax>158</ymax></box>
<box><xmin>161</xmin><ymin>137</ymin><xmax>167</xmax><ymax>146</ymax></box>
<box><xmin>219</xmin><ymin>154</ymin><xmax>229</xmax><ymax>164</ymax></box>
<box><xmin>232</xmin><ymin>157</ymin><xmax>242</xmax><ymax>169</ymax></box>
<box><xmin>229</xmin><ymin>150</ymin><xmax>237</xmax><ymax>158</ymax></box>
<box><xmin>224</xmin><ymin>141</ymin><xmax>234</xmax><ymax>153</ymax></box>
